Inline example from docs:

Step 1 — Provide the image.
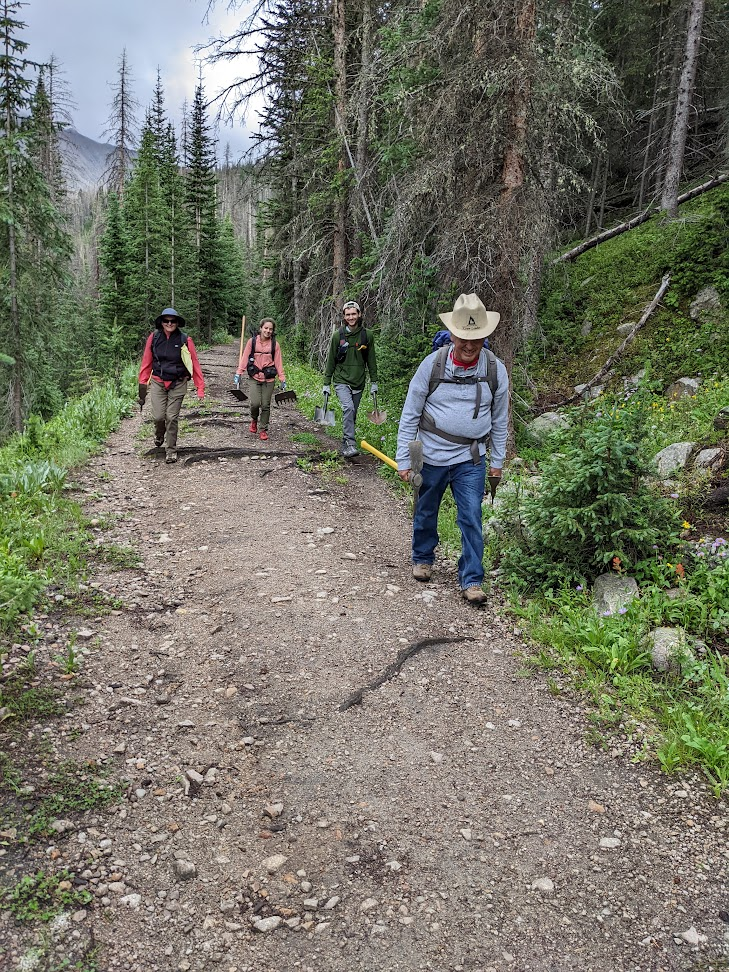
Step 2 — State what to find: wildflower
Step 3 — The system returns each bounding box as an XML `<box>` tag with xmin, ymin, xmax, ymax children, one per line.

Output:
<box><xmin>682</xmin><ymin>521</ymin><xmax>691</xmax><ymax>530</ymax></box>
<box><xmin>601</xmin><ymin>610</ymin><xmax>612</xmax><ymax>617</ymax></box>
<box><xmin>612</xmin><ymin>556</ymin><xmax>622</xmax><ymax>572</ymax></box>
<box><xmin>576</xmin><ymin>585</ymin><xmax>583</xmax><ymax>592</ymax></box>
<box><xmin>675</xmin><ymin>563</ymin><xmax>685</xmax><ymax>579</ymax></box>
<box><xmin>670</xmin><ymin>493</ymin><xmax>679</xmax><ymax>499</ymax></box>
<box><xmin>618</xmin><ymin>607</ymin><xmax>627</xmax><ymax>615</ymax></box>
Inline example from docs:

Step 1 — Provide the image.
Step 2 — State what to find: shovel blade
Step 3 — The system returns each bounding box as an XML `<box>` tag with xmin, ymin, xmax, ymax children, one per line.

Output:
<box><xmin>314</xmin><ymin>407</ymin><xmax>336</xmax><ymax>427</ymax></box>
<box><xmin>366</xmin><ymin>408</ymin><xmax>387</xmax><ymax>425</ymax></box>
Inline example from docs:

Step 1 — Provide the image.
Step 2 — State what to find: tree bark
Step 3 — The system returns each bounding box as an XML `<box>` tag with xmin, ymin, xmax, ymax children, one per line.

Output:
<box><xmin>332</xmin><ymin>0</ymin><xmax>348</xmax><ymax>309</ymax></box>
<box><xmin>661</xmin><ymin>0</ymin><xmax>705</xmax><ymax>216</ymax></box>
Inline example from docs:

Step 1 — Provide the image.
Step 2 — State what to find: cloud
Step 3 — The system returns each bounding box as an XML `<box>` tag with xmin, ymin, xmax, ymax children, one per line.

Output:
<box><xmin>22</xmin><ymin>0</ymin><xmax>260</xmax><ymax>157</ymax></box>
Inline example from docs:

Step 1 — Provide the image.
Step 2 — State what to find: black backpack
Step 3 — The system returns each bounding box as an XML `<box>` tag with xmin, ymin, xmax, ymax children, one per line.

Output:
<box><xmin>246</xmin><ymin>333</ymin><xmax>278</xmax><ymax>379</ymax></box>
<box><xmin>335</xmin><ymin>325</ymin><xmax>369</xmax><ymax>365</ymax></box>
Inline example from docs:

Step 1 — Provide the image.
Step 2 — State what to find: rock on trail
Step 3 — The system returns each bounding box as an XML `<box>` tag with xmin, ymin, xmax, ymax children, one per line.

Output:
<box><xmin>2</xmin><ymin>343</ymin><xmax>727</xmax><ymax>972</ymax></box>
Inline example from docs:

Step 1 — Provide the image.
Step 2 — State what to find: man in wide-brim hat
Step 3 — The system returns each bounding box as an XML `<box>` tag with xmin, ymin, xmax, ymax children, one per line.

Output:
<box><xmin>395</xmin><ymin>293</ymin><xmax>509</xmax><ymax>606</ymax></box>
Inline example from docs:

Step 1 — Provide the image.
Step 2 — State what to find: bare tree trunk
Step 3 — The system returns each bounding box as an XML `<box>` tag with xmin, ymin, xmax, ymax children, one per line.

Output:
<box><xmin>4</xmin><ymin>23</ymin><xmax>21</xmax><ymax>430</ymax></box>
<box><xmin>661</xmin><ymin>0</ymin><xmax>705</xmax><ymax>216</ymax></box>
<box><xmin>584</xmin><ymin>156</ymin><xmax>598</xmax><ymax>237</ymax></box>
<box><xmin>352</xmin><ymin>0</ymin><xmax>372</xmax><ymax>262</ymax></box>
<box><xmin>332</xmin><ymin>0</ymin><xmax>348</xmax><ymax>309</ymax></box>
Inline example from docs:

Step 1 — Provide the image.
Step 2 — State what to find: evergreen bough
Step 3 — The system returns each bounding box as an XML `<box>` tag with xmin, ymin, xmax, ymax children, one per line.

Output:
<box><xmin>502</xmin><ymin>406</ymin><xmax>680</xmax><ymax>589</ymax></box>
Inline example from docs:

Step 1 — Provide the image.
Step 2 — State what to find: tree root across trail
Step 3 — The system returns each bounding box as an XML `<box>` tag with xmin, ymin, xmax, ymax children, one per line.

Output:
<box><xmin>3</xmin><ymin>340</ymin><xmax>728</xmax><ymax>972</ymax></box>
<box><xmin>339</xmin><ymin>636</ymin><xmax>474</xmax><ymax>711</ymax></box>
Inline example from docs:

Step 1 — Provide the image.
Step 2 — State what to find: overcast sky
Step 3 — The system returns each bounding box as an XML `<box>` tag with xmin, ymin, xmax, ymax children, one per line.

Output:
<box><xmin>22</xmin><ymin>0</ymin><xmax>262</xmax><ymax>161</ymax></box>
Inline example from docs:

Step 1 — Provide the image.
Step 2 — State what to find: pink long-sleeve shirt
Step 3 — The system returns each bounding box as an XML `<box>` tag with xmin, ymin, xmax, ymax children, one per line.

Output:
<box><xmin>237</xmin><ymin>337</ymin><xmax>286</xmax><ymax>383</ymax></box>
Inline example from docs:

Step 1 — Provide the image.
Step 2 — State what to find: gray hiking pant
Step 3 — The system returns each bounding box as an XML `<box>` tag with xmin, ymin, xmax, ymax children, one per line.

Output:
<box><xmin>334</xmin><ymin>383</ymin><xmax>362</xmax><ymax>450</ymax></box>
<box><xmin>150</xmin><ymin>379</ymin><xmax>187</xmax><ymax>455</ymax></box>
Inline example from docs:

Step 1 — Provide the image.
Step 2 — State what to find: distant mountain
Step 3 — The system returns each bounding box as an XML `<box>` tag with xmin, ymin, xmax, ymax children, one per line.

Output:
<box><xmin>59</xmin><ymin>128</ymin><xmax>119</xmax><ymax>193</ymax></box>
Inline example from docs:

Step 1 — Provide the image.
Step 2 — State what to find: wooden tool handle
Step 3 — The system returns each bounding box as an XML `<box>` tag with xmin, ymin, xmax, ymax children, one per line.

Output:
<box><xmin>238</xmin><ymin>315</ymin><xmax>246</xmax><ymax>366</ymax></box>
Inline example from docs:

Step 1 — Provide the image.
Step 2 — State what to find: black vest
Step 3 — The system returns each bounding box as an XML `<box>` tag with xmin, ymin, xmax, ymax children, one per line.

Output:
<box><xmin>152</xmin><ymin>329</ymin><xmax>189</xmax><ymax>383</ymax></box>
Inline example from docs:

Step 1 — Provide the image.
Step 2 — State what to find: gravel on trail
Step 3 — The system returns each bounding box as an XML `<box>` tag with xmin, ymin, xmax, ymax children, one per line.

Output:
<box><xmin>2</xmin><ymin>343</ymin><xmax>728</xmax><ymax>972</ymax></box>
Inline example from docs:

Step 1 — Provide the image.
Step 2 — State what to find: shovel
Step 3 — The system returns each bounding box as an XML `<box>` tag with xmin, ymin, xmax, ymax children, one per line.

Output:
<box><xmin>487</xmin><ymin>474</ymin><xmax>501</xmax><ymax>505</ymax></box>
<box><xmin>367</xmin><ymin>390</ymin><xmax>387</xmax><ymax>425</ymax></box>
<box><xmin>314</xmin><ymin>390</ymin><xmax>336</xmax><ymax>426</ymax></box>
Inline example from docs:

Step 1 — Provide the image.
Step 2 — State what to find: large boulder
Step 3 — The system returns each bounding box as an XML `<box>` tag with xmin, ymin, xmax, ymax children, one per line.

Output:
<box><xmin>574</xmin><ymin>383</ymin><xmax>604</xmax><ymax>401</ymax></box>
<box><xmin>654</xmin><ymin>442</ymin><xmax>696</xmax><ymax>479</ymax></box>
<box><xmin>665</xmin><ymin>377</ymin><xmax>700</xmax><ymax>401</ymax></box>
<box><xmin>689</xmin><ymin>285</ymin><xmax>723</xmax><ymax>322</ymax></box>
<box><xmin>646</xmin><ymin>627</ymin><xmax>693</xmax><ymax>673</ymax></box>
<box><xmin>527</xmin><ymin>412</ymin><xmax>569</xmax><ymax>442</ymax></box>
<box><xmin>592</xmin><ymin>573</ymin><xmax>639</xmax><ymax>616</ymax></box>
<box><xmin>714</xmin><ymin>406</ymin><xmax>729</xmax><ymax>432</ymax></box>
<box><xmin>694</xmin><ymin>448</ymin><xmax>723</xmax><ymax>472</ymax></box>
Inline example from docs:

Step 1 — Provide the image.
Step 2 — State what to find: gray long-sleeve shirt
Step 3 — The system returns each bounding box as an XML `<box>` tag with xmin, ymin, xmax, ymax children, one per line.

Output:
<box><xmin>396</xmin><ymin>346</ymin><xmax>509</xmax><ymax>469</ymax></box>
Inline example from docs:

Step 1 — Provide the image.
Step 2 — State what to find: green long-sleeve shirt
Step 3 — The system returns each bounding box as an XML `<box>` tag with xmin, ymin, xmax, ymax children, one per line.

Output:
<box><xmin>324</xmin><ymin>325</ymin><xmax>377</xmax><ymax>390</ymax></box>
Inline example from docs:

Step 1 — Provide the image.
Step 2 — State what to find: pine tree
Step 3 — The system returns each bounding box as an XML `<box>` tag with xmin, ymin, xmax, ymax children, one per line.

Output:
<box><xmin>102</xmin><ymin>49</ymin><xmax>140</xmax><ymax>200</ymax></box>
<box><xmin>0</xmin><ymin>0</ymin><xmax>70</xmax><ymax>429</ymax></box>
<box><xmin>97</xmin><ymin>191</ymin><xmax>131</xmax><ymax>367</ymax></box>
<box><xmin>185</xmin><ymin>80</ymin><xmax>223</xmax><ymax>340</ymax></box>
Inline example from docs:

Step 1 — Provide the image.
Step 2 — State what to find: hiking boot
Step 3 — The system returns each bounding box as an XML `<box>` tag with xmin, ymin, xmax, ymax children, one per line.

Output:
<box><xmin>249</xmin><ymin>421</ymin><xmax>258</xmax><ymax>434</ymax></box>
<box><xmin>412</xmin><ymin>563</ymin><xmax>432</xmax><ymax>582</ymax></box>
<box><xmin>165</xmin><ymin>451</ymin><xmax>178</xmax><ymax>464</ymax></box>
<box><xmin>259</xmin><ymin>430</ymin><xmax>269</xmax><ymax>442</ymax></box>
<box><xmin>462</xmin><ymin>586</ymin><xmax>487</xmax><ymax>606</ymax></box>
<box><xmin>154</xmin><ymin>437</ymin><xmax>164</xmax><ymax>448</ymax></box>
<box><xmin>342</xmin><ymin>444</ymin><xmax>358</xmax><ymax>459</ymax></box>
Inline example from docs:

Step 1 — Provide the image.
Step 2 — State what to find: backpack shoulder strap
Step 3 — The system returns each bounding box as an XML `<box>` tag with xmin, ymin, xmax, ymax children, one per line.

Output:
<box><xmin>484</xmin><ymin>349</ymin><xmax>498</xmax><ymax>400</ymax></box>
<box><xmin>251</xmin><ymin>334</ymin><xmax>257</xmax><ymax>357</ymax></box>
<box><xmin>427</xmin><ymin>346</ymin><xmax>449</xmax><ymax>398</ymax></box>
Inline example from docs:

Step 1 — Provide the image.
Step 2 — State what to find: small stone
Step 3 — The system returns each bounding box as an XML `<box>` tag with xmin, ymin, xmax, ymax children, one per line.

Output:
<box><xmin>253</xmin><ymin>916</ymin><xmax>282</xmax><ymax>933</ymax></box>
<box><xmin>531</xmin><ymin>877</ymin><xmax>554</xmax><ymax>893</ymax></box>
<box><xmin>285</xmin><ymin>917</ymin><xmax>301</xmax><ymax>929</ymax></box>
<box><xmin>224</xmin><ymin>686</ymin><xmax>238</xmax><ymax>699</ymax></box>
<box><xmin>588</xmin><ymin>799</ymin><xmax>605</xmax><ymax>813</ymax></box>
<box><xmin>185</xmin><ymin>769</ymin><xmax>204</xmax><ymax>785</ymax></box>
<box><xmin>360</xmin><ymin>897</ymin><xmax>378</xmax><ymax>912</ymax></box>
<box><xmin>262</xmin><ymin>854</ymin><xmax>288</xmax><ymax>874</ymax></box>
<box><xmin>316</xmin><ymin>818</ymin><xmax>330</xmax><ymax>829</ymax></box>
<box><xmin>342</xmin><ymin>552</ymin><xmax>357</xmax><ymax>560</ymax></box>
<box><xmin>264</xmin><ymin>803</ymin><xmax>284</xmax><ymax>819</ymax></box>
<box><xmin>303</xmin><ymin>898</ymin><xmax>319</xmax><ymax>911</ymax></box>
<box><xmin>71</xmin><ymin>910</ymin><xmax>87</xmax><ymax>922</ymax></box>
<box><xmin>385</xmin><ymin>860</ymin><xmax>402</xmax><ymax>871</ymax></box>
<box><xmin>173</xmin><ymin>860</ymin><xmax>197</xmax><ymax>881</ymax></box>
<box><xmin>599</xmin><ymin>837</ymin><xmax>621</xmax><ymax>849</ymax></box>
<box><xmin>120</xmin><ymin>893</ymin><xmax>141</xmax><ymax>909</ymax></box>
<box><xmin>49</xmin><ymin>819</ymin><xmax>74</xmax><ymax>834</ymax></box>
<box><xmin>429</xmin><ymin>752</ymin><xmax>443</xmax><ymax>764</ymax></box>
<box><xmin>677</xmin><ymin>926</ymin><xmax>705</xmax><ymax>946</ymax></box>
<box><xmin>76</xmin><ymin>628</ymin><xmax>96</xmax><ymax>640</ymax></box>
<box><xmin>323</xmin><ymin>896</ymin><xmax>340</xmax><ymax>910</ymax></box>
<box><xmin>460</xmin><ymin>829</ymin><xmax>472</xmax><ymax>842</ymax></box>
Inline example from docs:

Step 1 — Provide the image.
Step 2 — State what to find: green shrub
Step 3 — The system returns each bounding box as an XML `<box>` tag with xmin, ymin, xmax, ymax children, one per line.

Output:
<box><xmin>501</xmin><ymin>405</ymin><xmax>681</xmax><ymax>588</ymax></box>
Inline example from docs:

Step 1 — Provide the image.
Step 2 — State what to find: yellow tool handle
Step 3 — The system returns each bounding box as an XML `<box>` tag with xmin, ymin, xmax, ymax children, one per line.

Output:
<box><xmin>360</xmin><ymin>439</ymin><xmax>398</xmax><ymax>471</ymax></box>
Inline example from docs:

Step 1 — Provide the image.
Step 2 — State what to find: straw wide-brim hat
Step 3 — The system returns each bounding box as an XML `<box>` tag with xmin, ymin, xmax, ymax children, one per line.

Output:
<box><xmin>438</xmin><ymin>293</ymin><xmax>500</xmax><ymax>340</ymax></box>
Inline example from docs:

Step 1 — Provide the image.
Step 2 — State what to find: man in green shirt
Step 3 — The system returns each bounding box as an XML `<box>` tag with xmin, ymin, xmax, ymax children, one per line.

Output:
<box><xmin>323</xmin><ymin>301</ymin><xmax>378</xmax><ymax>458</ymax></box>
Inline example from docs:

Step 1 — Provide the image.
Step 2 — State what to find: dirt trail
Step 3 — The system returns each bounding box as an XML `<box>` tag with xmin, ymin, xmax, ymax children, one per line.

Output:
<box><xmin>3</xmin><ymin>343</ymin><xmax>728</xmax><ymax>972</ymax></box>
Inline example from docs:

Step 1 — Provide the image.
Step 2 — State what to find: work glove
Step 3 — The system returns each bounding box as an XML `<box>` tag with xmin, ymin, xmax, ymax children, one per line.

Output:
<box><xmin>280</xmin><ymin>381</ymin><xmax>287</xmax><ymax>391</ymax></box>
<box><xmin>138</xmin><ymin>383</ymin><xmax>148</xmax><ymax>407</ymax></box>
<box><xmin>233</xmin><ymin>374</ymin><xmax>241</xmax><ymax>389</ymax></box>
<box><xmin>370</xmin><ymin>383</ymin><xmax>378</xmax><ymax>396</ymax></box>
<box><xmin>323</xmin><ymin>384</ymin><xmax>330</xmax><ymax>396</ymax></box>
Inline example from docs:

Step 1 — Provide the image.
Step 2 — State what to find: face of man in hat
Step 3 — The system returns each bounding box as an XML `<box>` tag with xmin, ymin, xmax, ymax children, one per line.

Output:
<box><xmin>452</xmin><ymin>334</ymin><xmax>486</xmax><ymax>367</ymax></box>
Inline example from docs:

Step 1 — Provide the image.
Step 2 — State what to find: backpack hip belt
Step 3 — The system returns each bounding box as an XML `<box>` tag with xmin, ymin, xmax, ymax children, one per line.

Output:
<box><xmin>419</xmin><ymin>412</ymin><xmax>489</xmax><ymax>464</ymax></box>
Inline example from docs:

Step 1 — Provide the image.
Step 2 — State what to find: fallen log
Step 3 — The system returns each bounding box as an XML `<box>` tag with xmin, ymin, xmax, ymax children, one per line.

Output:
<box><xmin>540</xmin><ymin>274</ymin><xmax>671</xmax><ymax>413</ymax></box>
<box><xmin>552</xmin><ymin>173</ymin><xmax>729</xmax><ymax>265</ymax></box>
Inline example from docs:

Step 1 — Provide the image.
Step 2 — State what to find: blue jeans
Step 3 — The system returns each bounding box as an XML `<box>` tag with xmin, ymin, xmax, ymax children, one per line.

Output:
<box><xmin>412</xmin><ymin>458</ymin><xmax>486</xmax><ymax>589</ymax></box>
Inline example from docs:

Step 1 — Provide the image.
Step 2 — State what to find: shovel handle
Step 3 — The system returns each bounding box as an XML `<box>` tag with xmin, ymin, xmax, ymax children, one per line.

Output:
<box><xmin>360</xmin><ymin>439</ymin><xmax>398</xmax><ymax>471</ymax></box>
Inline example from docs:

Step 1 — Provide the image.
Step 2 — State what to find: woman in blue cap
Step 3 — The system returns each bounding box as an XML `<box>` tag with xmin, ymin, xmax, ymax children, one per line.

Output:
<box><xmin>138</xmin><ymin>308</ymin><xmax>205</xmax><ymax>463</ymax></box>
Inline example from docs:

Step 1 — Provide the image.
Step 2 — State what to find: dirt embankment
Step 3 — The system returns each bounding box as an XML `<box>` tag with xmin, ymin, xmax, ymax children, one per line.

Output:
<box><xmin>2</xmin><ymin>343</ymin><xmax>728</xmax><ymax>972</ymax></box>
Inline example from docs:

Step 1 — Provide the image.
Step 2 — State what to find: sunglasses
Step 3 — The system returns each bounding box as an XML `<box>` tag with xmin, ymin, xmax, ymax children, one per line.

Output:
<box><xmin>162</xmin><ymin>318</ymin><xmax>177</xmax><ymax>324</ymax></box>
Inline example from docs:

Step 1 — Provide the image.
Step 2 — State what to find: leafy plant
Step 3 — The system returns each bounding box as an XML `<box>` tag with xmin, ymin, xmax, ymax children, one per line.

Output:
<box><xmin>0</xmin><ymin>870</ymin><xmax>91</xmax><ymax>922</ymax></box>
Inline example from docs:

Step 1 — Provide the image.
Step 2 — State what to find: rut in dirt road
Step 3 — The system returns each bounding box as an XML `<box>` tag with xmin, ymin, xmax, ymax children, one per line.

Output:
<box><xmin>2</xmin><ymin>342</ymin><xmax>728</xmax><ymax>972</ymax></box>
